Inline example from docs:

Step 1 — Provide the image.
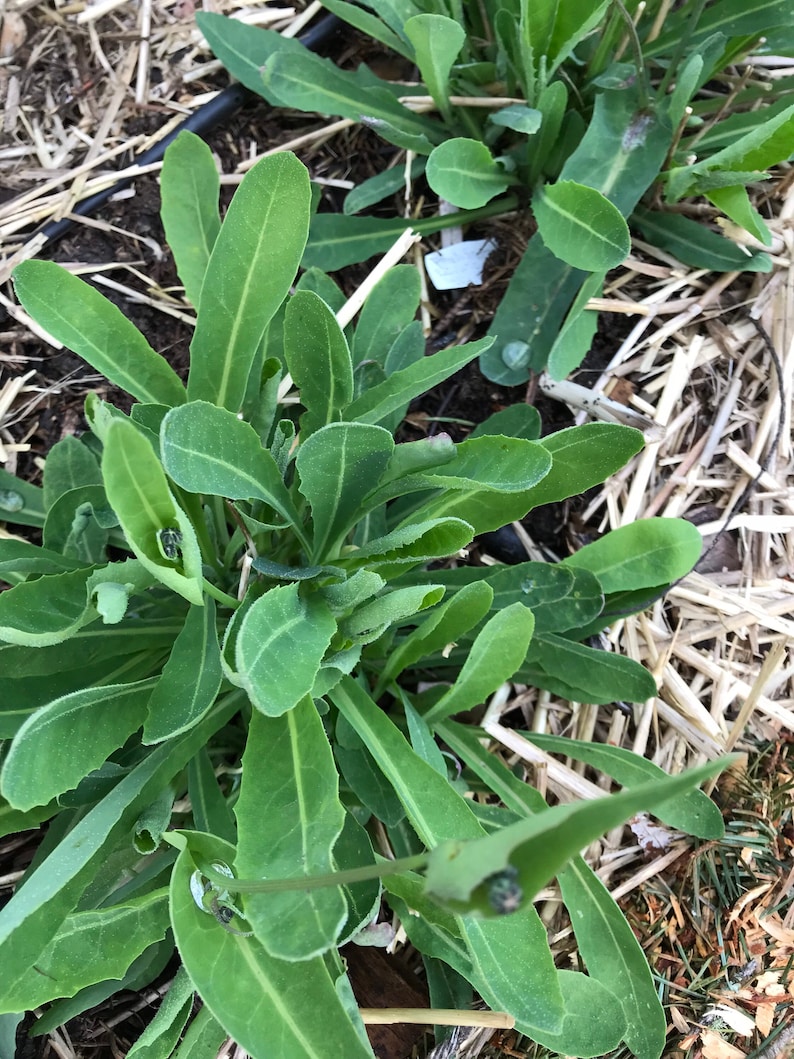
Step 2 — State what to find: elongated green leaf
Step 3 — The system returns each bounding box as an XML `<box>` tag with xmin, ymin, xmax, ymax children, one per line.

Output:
<box><xmin>343</xmin><ymin>158</ymin><xmax>426</xmax><ymax>216</ymax></box>
<box><xmin>353</xmin><ymin>265</ymin><xmax>421</xmax><ymax>368</ymax></box>
<box><xmin>102</xmin><ymin>419</ymin><xmax>204</xmax><ymax>605</ymax></box>
<box><xmin>404</xmin><ymin>15</ymin><xmax>464</xmax><ymax>118</ymax></box>
<box><xmin>261</xmin><ymin>50</ymin><xmax>442</xmax><ymax>148</ymax></box>
<box><xmin>547</xmin><ymin>271</ymin><xmax>604</xmax><ymax>380</ymax></box>
<box><xmin>161</xmin><ymin>131</ymin><xmax>221</xmax><ymax>308</ymax></box>
<box><xmin>126</xmin><ymin>966</ymin><xmax>195</xmax><ymax>1059</ymax></box>
<box><xmin>340</xmin><ymin>518</ymin><xmax>473</xmax><ymax>575</ymax></box>
<box><xmin>319</xmin><ymin>0</ymin><xmax>414</xmax><ymax>60</ymax></box>
<box><xmin>525</xmin><ymin>733</ymin><xmax>724</xmax><ymax>838</ymax></box>
<box><xmin>437</xmin><ymin>721</ymin><xmax>665</xmax><ymax>1059</ymax></box>
<box><xmin>424</xmin><ymin>604</ymin><xmax>535</xmax><ymax>723</ymax></box>
<box><xmin>0</xmin><ymin>692</ymin><xmax>241</xmax><ymax>996</ymax></box>
<box><xmin>143</xmin><ymin>600</ymin><xmax>222</xmax><ymax>743</ymax></box>
<box><xmin>170</xmin><ymin>832</ymin><xmax>375</xmax><ymax>1059</ymax></box>
<box><xmin>0</xmin><ymin>889</ymin><xmax>169</xmax><ymax>1011</ymax></box>
<box><xmin>425</xmin><ymin>758</ymin><xmax>731</xmax><ymax>912</ymax></box>
<box><xmin>427</xmin><ymin>139</ymin><xmax>513</xmax><ymax>209</ymax></box>
<box><xmin>284</xmin><ymin>290</ymin><xmax>354</xmax><ymax>436</ymax></box>
<box><xmin>335</xmin><ymin>718</ymin><xmax>407</xmax><ymax>827</ymax></box>
<box><xmin>534</xmin><ymin>182</ymin><xmax>630</xmax><ymax>271</ymax></box>
<box><xmin>12</xmin><ymin>261</ymin><xmax>185</xmax><ymax>407</ymax></box>
<box><xmin>161</xmin><ymin>402</ymin><xmax>300</xmax><ymax>528</ymax></box>
<box><xmin>295</xmin><ymin>423</ymin><xmax>394</xmax><ymax>560</ymax></box>
<box><xmin>344</xmin><ymin>337</ymin><xmax>492</xmax><ymax>426</ymax></box>
<box><xmin>333</xmin><ymin>811</ymin><xmax>382</xmax><ymax>944</ymax></box>
<box><xmin>648</xmin><ymin>0</ymin><xmax>793</xmax><ymax>54</ymax></box>
<box><xmin>706</xmin><ymin>184</ymin><xmax>772</xmax><ymax>244</ymax></box>
<box><xmin>340</xmin><ymin>584</ymin><xmax>444</xmax><ymax>645</ymax></box>
<box><xmin>172</xmin><ymin>1006</ymin><xmax>227</xmax><ymax>1059</ymax></box>
<box><xmin>188</xmin><ymin>747</ymin><xmax>236</xmax><ymax>844</ymax></box>
<box><xmin>331</xmin><ymin>676</ymin><xmax>483</xmax><ymax>844</ymax></box>
<box><xmin>522</xmin><ymin>633</ymin><xmax>656</xmax><ymax>704</ymax></box>
<box><xmin>0</xmin><ymin>540</ymin><xmax>86</xmax><ymax>579</ymax></box>
<box><xmin>188</xmin><ymin>152</ymin><xmax>311</xmax><ymax>411</ymax></box>
<box><xmin>0</xmin><ymin>567</ymin><xmax>96</xmax><ymax>646</ymax></box>
<box><xmin>235</xmin><ymin>702</ymin><xmax>347</xmax><ymax>960</ymax></box>
<box><xmin>524</xmin><ymin>423</ymin><xmax>644</xmax><ymax>512</ymax></box>
<box><xmin>375</xmin><ymin>581</ymin><xmax>494</xmax><ymax>691</ymax></box>
<box><xmin>562</xmin><ymin>517</ymin><xmax>702</xmax><ymax>592</ymax></box>
<box><xmin>232</xmin><ymin>584</ymin><xmax>336</xmax><ymax>717</ymax></box>
<box><xmin>1</xmin><ymin>678</ymin><xmax>155</xmax><ymax>810</ymax></box>
<box><xmin>633</xmin><ymin>207</ymin><xmax>772</xmax><ymax>272</ymax></box>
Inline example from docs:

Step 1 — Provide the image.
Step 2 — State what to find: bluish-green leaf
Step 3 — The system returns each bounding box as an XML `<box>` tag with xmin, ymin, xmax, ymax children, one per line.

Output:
<box><xmin>231</xmin><ymin>584</ymin><xmax>336</xmax><ymax>717</ymax></box>
<box><xmin>42</xmin><ymin>435</ymin><xmax>102</xmax><ymax>509</ymax></box>
<box><xmin>522</xmin><ymin>633</ymin><xmax>656</xmax><ymax>704</ymax></box>
<box><xmin>234</xmin><ymin>701</ymin><xmax>347</xmax><ymax>960</ymax></box>
<box><xmin>187</xmin><ymin>153</ymin><xmax>311</xmax><ymax>411</ymax></box>
<box><xmin>161</xmin><ymin>131</ymin><xmax>221</xmax><ymax>308</ymax></box>
<box><xmin>427</xmin><ymin>138</ymin><xmax>513</xmax><ymax>209</ymax></box>
<box><xmin>284</xmin><ymin>290</ymin><xmax>354</xmax><ymax>436</ymax></box>
<box><xmin>534</xmin><ymin>182</ymin><xmax>630</xmax><ymax>271</ymax></box>
<box><xmin>404</xmin><ymin>14</ymin><xmax>465</xmax><ymax>118</ymax></box>
<box><xmin>12</xmin><ymin>261</ymin><xmax>186</xmax><ymax>407</ymax></box>
<box><xmin>352</xmin><ymin>265</ymin><xmax>421</xmax><ymax>368</ymax></box>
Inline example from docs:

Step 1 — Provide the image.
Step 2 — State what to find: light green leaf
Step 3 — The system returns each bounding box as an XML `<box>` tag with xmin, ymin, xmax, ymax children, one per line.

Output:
<box><xmin>42</xmin><ymin>435</ymin><xmax>102</xmax><ymax>509</ymax></box>
<box><xmin>232</xmin><ymin>584</ymin><xmax>336</xmax><ymax>717</ymax></box>
<box><xmin>547</xmin><ymin>271</ymin><xmax>604</xmax><ymax>380</ymax></box>
<box><xmin>0</xmin><ymin>567</ymin><xmax>97</xmax><ymax>646</ymax></box>
<box><xmin>170</xmin><ymin>832</ymin><xmax>375</xmax><ymax>1059</ymax></box>
<box><xmin>404</xmin><ymin>15</ymin><xmax>465</xmax><ymax>118</ymax></box>
<box><xmin>235</xmin><ymin>702</ymin><xmax>347</xmax><ymax>960</ymax></box>
<box><xmin>424</xmin><ymin>604</ymin><xmax>535</xmax><ymax>724</ymax></box>
<box><xmin>522</xmin><ymin>634</ymin><xmax>656</xmax><ymax>704</ymax></box>
<box><xmin>12</xmin><ymin>261</ymin><xmax>186</xmax><ymax>407</ymax></box>
<box><xmin>172</xmin><ymin>1006</ymin><xmax>226</xmax><ymax>1059</ymax></box>
<box><xmin>161</xmin><ymin>131</ymin><xmax>221</xmax><ymax>308</ymax></box>
<box><xmin>534</xmin><ymin>181</ymin><xmax>630</xmax><ymax>270</ymax></box>
<box><xmin>340</xmin><ymin>584</ymin><xmax>444</xmax><ymax>646</ymax></box>
<box><xmin>344</xmin><ymin>337</ymin><xmax>492</xmax><ymax>426</ymax></box>
<box><xmin>525</xmin><ymin>732</ymin><xmax>724</xmax><ymax>838</ymax></box>
<box><xmin>0</xmin><ymin>692</ymin><xmax>241</xmax><ymax>991</ymax></box>
<box><xmin>161</xmin><ymin>402</ymin><xmax>300</xmax><ymax>529</ymax></box>
<box><xmin>706</xmin><ymin>184</ymin><xmax>772</xmax><ymax>245</ymax></box>
<box><xmin>633</xmin><ymin>207</ymin><xmax>772</xmax><ymax>272</ymax></box>
<box><xmin>343</xmin><ymin>158</ymin><xmax>426</xmax><ymax>216</ymax></box>
<box><xmin>426</xmin><ymin>138</ymin><xmax>513</xmax><ymax>209</ymax></box>
<box><xmin>284</xmin><ymin>290</ymin><xmax>354</xmax><ymax>436</ymax></box>
<box><xmin>352</xmin><ymin>265</ymin><xmax>421</xmax><ymax>368</ymax></box>
<box><xmin>340</xmin><ymin>518</ymin><xmax>473</xmax><ymax>575</ymax></box>
<box><xmin>42</xmin><ymin>484</ymin><xmax>111</xmax><ymax>564</ymax></box>
<box><xmin>0</xmin><ymin>889</ymin><xmax>169</xmax><ymax>1011</ymax></box>
<box><xmin>188</xmin><ymin>747</ymin><xmax>237</xmax><ymax>844</ymax></box>
<box><xmin>295</xmin><ymin>422</ymin><xmax>394</xmax><ymax>561</ymax></box>
<box><xmin>143</xmin><ymin>600</ymin><xmax>222</xmax><ymax>743</ymax></box>
<box><xmin>1</xmin><ymin>679</ymin><xmax>156</xmax><ymax>810</ymax></box>
<box><xmin>188</xmin><ymin>152</ymin><xmax>311</xmax><ymax>411</ymax></box>
<box><xmin>126</xmin><ymin>966</ymin><xmax>195</xmax><ymax>1059</ymax></box>
<box><xmin>102</xmin><ymin>420</ymin><xmax>204</xmax><ymax>605</ymax></box>
<box><xmin>562</xmin><ymin>517</ymin><xmax>703</xmax><ymax>592</ymax></box>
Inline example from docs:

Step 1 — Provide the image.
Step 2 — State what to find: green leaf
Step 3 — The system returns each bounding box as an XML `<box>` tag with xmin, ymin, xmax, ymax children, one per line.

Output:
<box><xmin>0</xmin><ymin>467</ymin><xmax>46</xmax><ymax>530</ymax></box>
<box><xmin>0</xmin><ymin>692</ymin><xmax>241</xmax><ymax>990</ymax></box>
<box><xmin>352</xmin><ymin>265</ymin><xmax>421</xmax><ymax>367</ymax></box>
<box><xmin>437</xmin><ymin>721</ymin><xmax>665</xmax><ymax>1059</ymax></box>
<box><xmin>335</xmin><ymin>717</ymin><xmax>407</xmax><ymax>828</ymax></box>
<box><xmin>404</xmin><ymin>14</ymin><xmax>465</xmax><ymax>118</ymax></box>
<box><xmin>295</xmin><ymin>423</ymin><xmax>394</xmax><ymax>560</ymax></box>
<box><xmin>633</xmin><ymin>207</ymin><xmax>772</xmax><ymax>272</ymax></box>
<box><xmin>261</xmin><ymin>50</ymin><xmax>442</xmax><ymax>149</ymax></box>
<box><xmin>143</xmin><ymin>600</ymin><xmax>222</xmax><ymax>743</ymax></box>
<box><xmin>234</xmin><ymin>702</ymin><xmax>347</xmax><ymax>960</ymax></box>
<box><xmin>547</xmin><ymin>271</ymin><xmax>604</xmax><ymax>380</ymax></box>
<box><xmin>195</xmin><ymin>12</ymin><xmax>314</xmax><ymax>97</ymax></box>
<box><xmin>12</xmin><ymin>261</ymin><xmax>186</xmax><ymax>407</ymax></box>
<box><xmin>424</xmin><ymin>758</ymin><xmax>731</xmax><ymax>911</ymax></box>
<box><xmin>42</xmin><ymin>484</ymin><xmax>111</xmax><ymax>564</ymax></box>
<box><xmin>1</xmin><ymin>678</ymin><xmax>156</xmax><ymax>810</ymax></box>
<box><xmin>489</xmin><ymin>104</ymin><xmax>542</xmax><ymax>134</ymax></box>
<box><xmin>161</xmin><ymin>402</ymin><xmax>300</xmax><ymax>529</ymax></box>
<box><xmin>231</xmin><ymin>584</ymin><xmax>336</xmax><ymax>717</ymax></box>
<box><xmin>426</xmin><ymin>139</ymin><xmax>513</xmax><ymax>209</ymax></box>
<box><xmin>340</xmin><ymin>585</ymin><xmax>444</xmax><ymax>645</ymax></box>
<box><xmin>188</xmin><ymin>747</ymin><xmax>237</xmax><ymax>844</ymax></box>
<box><xmin>344</xmin><ymin>337</ymin><xmax>492</xmax><ymax>426</ymax></box>
<box><xmin>648</xmin><ymin>0</ymin><xmax>793</xmax><ymax>54</ymax></box>
<box><xmin>525</xmin><ymin>732</ymin><xmax>724</xmax><ymax>839</ymax></box>
<box><xmin>318</xmin><ymin>0</ymin><xmax>414</xmax><ymax>60</ymax></box>
<box><xmin>562</xmin><ymin>517</ymin><xmax>702</xmax><ymax>592</ymax></box>
<box><xmin>0</xmin><ymin>889</ymin><xmax>169</xmax><ymax>1012</ymax></box>
<box><xmin>161</xmin><ymin>131</ymin><xmax>221</xmax><ymax>308</ymax></box>
<box><xmin>42</xmin><ymin>435</ymin><xmax>102</xmax><ymax>509</ymax></box>
<box><xmin>524</xmin><ymin>423</ymin><xmax>644</xmax><ymax>512</ymax></box>
<box><xmin>375</xmin><ymin>581</ymin><xmax>494</xmax><ymax>691</ymax></box>
<box><xmin>172</xmin><ymin>1006</ymin><xmax>226</xmax><ymax>1059</ymax></box>
<box><xmin>534</xmin><ymin>181</ymin><xmax>630</xmax><ymax>270</ymax></box>
<box><xmin>340</xmin><ymin>518</ymin><xmax>473</xmax><ymax>575</ymax></box>
<box><xmin>126</xmin><ymin>966</ymin><xmax>195</xmax><ymax>1059</ymax></box>
<box><xmin>343</xmin><ymin>158</ymin><xmax>426</xmax><ymax>216</ymax></box>
<box><xmin>522</xmin><ymin>633</ymin><xmax>656</xmax><ymax>704</ymax></box>
<box><xmin>0</xmin><ymin>566</ymin><xmax>97</xmax><ymax>646</ymax></box>
<box><xmin>284</xmin><ymin>290</ymin><xmax>354</xmax><ymax>436</ymax></box>
<box><xmin>187</xmin><ymin>152</ymin><xmax>311</xmax><ymax>411</ymax></box>
<box><xmin>424</xmin><ymin>604</ymin><xmax>535</xmax><ymax>723</ymax></box>
<box><xmin>102</xmin><ymin>419</ymin><xmax>204</xmax><ymax>605</ymax></box>
<box><xmin>706</xmin><ymin>184</ymin><xmax>772</xmax><ymax>245</ymax></box>
<box><xmin>170</xmin><ymin>832</ymin><xmax>375</xmax><ymax>1059</ymax></box>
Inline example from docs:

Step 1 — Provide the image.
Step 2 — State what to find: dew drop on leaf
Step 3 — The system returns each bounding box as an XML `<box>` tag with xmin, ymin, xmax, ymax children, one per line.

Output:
<box><xmin>0</xmin><ymin>489</ymin><xmax>24</xmax><ymax>513</ymax></box>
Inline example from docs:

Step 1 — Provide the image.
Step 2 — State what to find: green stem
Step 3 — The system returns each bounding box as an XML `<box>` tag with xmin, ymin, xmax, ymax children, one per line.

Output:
<box><xmin>201</xmin><ymin>578</ymin><xmax>240</xmax><ymax>610</ymax></box>
<box><xmin>202</xmin><ymin>852</ymin><xmax>429</xmax><ymax>895</ymax></box>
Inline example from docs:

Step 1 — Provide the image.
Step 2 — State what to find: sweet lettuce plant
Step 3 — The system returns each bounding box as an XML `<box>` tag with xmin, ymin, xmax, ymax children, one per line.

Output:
<box><xmin>0</xmin><ymin>135</ymin><xmax>729</xmax><ymax>1058</ymax></box>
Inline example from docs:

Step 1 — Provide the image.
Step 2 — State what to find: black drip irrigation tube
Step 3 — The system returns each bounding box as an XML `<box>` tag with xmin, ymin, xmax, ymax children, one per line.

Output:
<box><xmin>30</xmin><ymin>12</ymin><xmax>340</xmax><ymax>251</ymax></box>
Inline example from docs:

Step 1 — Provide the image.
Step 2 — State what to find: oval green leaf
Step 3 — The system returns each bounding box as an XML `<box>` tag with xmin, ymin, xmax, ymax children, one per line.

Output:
<box><xmin>534</xmin><ymin>181</ymin><xmax>630</xmax><ymax>271</ymax></box>
<box><xmin>426</xmin><ymin>138</ymin><xmax>513</xmax><ymax>209</ymax></box>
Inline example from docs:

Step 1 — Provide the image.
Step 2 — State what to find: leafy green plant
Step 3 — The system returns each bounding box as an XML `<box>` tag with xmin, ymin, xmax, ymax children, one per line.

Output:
<box><xmin>0</xmin><ymin>134</ymin><xmax>729</xmax><ymax>1058</ymax></box>
<box><xmin>197</xmin><ymin>0</ymin><xmax>793</xmax><ymax>383</ymax></box>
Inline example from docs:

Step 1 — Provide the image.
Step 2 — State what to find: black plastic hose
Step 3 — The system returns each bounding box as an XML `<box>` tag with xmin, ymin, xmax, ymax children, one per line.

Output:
<box><xmin>32</xmin><ymin>11</ymin><xmax>340</xmax><ymax>248</ymax></box>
